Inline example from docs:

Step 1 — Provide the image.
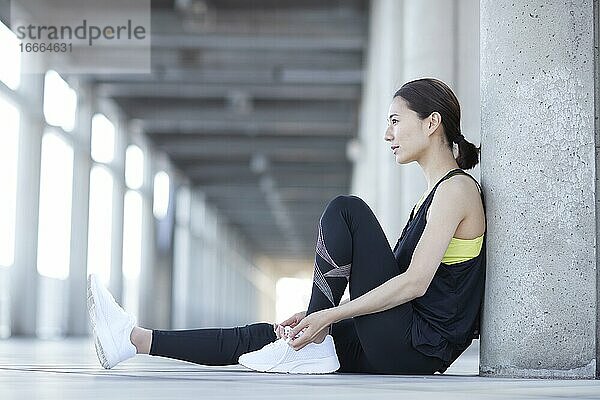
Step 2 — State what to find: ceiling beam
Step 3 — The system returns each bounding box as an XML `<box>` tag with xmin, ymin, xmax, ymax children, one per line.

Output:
<box><xmin>150</xmin><ymin>8</ymin><xmax>367</xmax><ymax>37</ymax></box>
<box><xmin>125</xmin><ymin>103</ymin><xmax>356</xmax><ymax>124</ymax></box>
<box><xmin>86</xmin><ymin>66</ymin><xmax>363</xmax><ymax>85</ymax></box>
<box><xmin>148</xmin><ymin>49</ymin><xmax>363</xmax><ymax>70</ymax></box>
<box><xmin>143</xmin><ymin>120</ymin><xmax>354</xmax><ymax>137</ymax></box>
<box><xmin>164</xmin><ymin>146</ymin><xmax>347</xmax><ymax>160</ymax></box>
<box><xmin>176</xmin><ymin>158</ymin><xmax>351</xmax><ymax>168</ymax></box>
<box><xmin>153</xmin><ymin>135</ymin><xmax>349</xmax><ymax>150</ymax></box>
<box><xmin>182</xmin><ymin>163</ymin><xmax>349</xmax><ymax>177</ymax></box>
<box><xmin>189</xmin><ymin>170</ymin><xmax>349</xmax><ymax>184</ymax></box>
<box><xmin>198</xmin><ymin>183</ymin><xmax>346</xmax><ymax>195</ymax></box>
<box><xmin>97</xmin><ymin>82</ymin><xmax>361</xmax><ymax>101</ymax></box>
<box><xmin>150</xmin><ymin>33</ymin><xmax>365</xmax><ymax>51</ymax></box>
<box><xmin>158</xmin><ymin>145</ymin><xmax>348</xmax><ymax>161</ymax></box>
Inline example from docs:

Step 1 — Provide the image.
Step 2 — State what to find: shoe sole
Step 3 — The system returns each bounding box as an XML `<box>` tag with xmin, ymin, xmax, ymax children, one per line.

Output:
<box><xmin>87</xmin><ymin>274</ymin><xmax>117</xmax><ymax>369</ymax></box>
<box><xmin>241</xmin><ymin>355</ymin><xmax>340</xmax><ymax>374</ymax></box>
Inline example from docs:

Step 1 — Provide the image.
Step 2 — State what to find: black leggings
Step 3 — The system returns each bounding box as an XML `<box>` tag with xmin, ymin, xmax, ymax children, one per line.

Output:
<box><xmin>150</xmin><ymin>195</ymin><xmax>445</xmax><ymax>374</ymax></box>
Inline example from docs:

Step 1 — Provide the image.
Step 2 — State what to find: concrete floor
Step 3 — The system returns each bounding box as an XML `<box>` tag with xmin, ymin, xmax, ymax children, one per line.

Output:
<box><xmin>1</xmin><ymin>338</ymin><xmax>599</xmax><ymax>399</ymax></box>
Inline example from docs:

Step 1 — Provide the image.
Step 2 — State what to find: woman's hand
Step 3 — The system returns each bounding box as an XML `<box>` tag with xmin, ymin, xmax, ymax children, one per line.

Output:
<box><xmin>288</xmin><ymin>309</ymin><xmax>334</xmax><ymax>351</ymax></box>
<box><xmin>273</xmin><ymin>310</ymin><xmax>306</xmax><ymax>339</ymax></box>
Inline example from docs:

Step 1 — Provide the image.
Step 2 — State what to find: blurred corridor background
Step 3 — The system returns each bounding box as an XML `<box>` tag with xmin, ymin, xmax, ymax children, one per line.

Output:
<box><xmin>1</xmin><ymin>0</ymin><xmax>478</xmax><ymax>339</ymax></box>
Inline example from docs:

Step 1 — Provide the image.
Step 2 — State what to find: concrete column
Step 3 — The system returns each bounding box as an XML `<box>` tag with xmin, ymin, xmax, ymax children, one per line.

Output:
<box><xmin>189</xmin><ymin>189</ymin><xmax>206</xmax><ymax>327</ymax></box>
<box><xmin>374</xmin><ymin>0</ymin><xmax>406</xmax><ymax>242</ymax></box>
<box><xmin>596</xmin><ymin>0</ymin><xmax>600</xmax><ymax>380</ymax></box>
<box><xmin>139</xmin><ymin>152</ymin><xmax>177</xmax><ymax>329</ymax></box>
<box><xmin>66</xmin><ymin>81</ymin><xmax>93</xmax><ymax>336</ymax></box>
<box><xmin>350</xmin><ymin>0</ymin><xmax>388</xmax><ymax>210</ymax></box>
<box><xmin>150</xmin><ymin>172</ymin><xmax>176</xmax><ymax>329</ymax></box>
<box><xmin>137</xmin><ymin>151</ymin><xmax>156</xmax><ymax>328</ymax></box>
<box><xmin>172</xmin><ymin>184</ymin><xmax>191</xmax><ymax>329</ymax></box>
<box><xmin>109</xmin><ymin>111</ymin><xmax>127</xmax><ymax>306</ymax></box>
<box><xmin>10</xmin><ymin>73</ymin><xmax>44</xmax><ymax>336</ymax></box>
<box><xmin>480</xmin><ymin>1</ymin><xmax>597</xmax><ymax>378</ymax></box>
<box><xmin>350</xmin><ymin>0</ymin><xmax>406</xmax><ymax>241</ymax></box>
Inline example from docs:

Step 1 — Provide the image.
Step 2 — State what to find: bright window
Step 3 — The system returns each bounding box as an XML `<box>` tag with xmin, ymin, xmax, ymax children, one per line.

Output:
<box><xmin>36</xmin><ymin>132</ymin><xmax>74</xmax><ymax>280</ymax></box>
<box><xmin>153</xmin><ymin>171</ymin><xmax>170</xmax><ymax>219</ymax></box>
<box><xmin>125</xmin><ymin>145</ymin><xmax>144</xmax><ymax>189</ymax></box>
<box><xmin>122</xmin><ymin>190</ymin><xmax>143</xmax><ymax>316</ymax></box>
<box><xmin>275</xmin><ymin>277</ymin><xmax>312</xmax><ymax>323</ymax></box>
<box><xmin>0</xmin><ymin>95</ymin><xmax>20</xmax><ymax>267</ymax></box>
<box><xmin>86</xmin><ymin>166</ymin><xmax>114</xmax><ymax>286</ymax></box>
<box><xmin>43</xmin><ymin>70</ymin><xmax>77</xmax><ymax>132</ymax></box>
<box><xmin>0</xmin><ymin>22</ymin><xmax>21</xmax><ymax>90</ymax></box>
<box><xmin>91</xmin><ymin>114</ymin><xmax>115</xmax><ymax>164</ymax></box>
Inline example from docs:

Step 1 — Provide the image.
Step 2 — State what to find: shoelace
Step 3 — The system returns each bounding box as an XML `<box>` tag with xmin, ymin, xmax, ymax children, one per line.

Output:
<box><xmin>283</xmin><ymin>326</ymin><xmax>304</xmax><ymax>342</ymax></box>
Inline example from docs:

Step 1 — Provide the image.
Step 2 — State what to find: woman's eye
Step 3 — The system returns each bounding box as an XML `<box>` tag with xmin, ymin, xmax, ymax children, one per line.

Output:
<box><xmin>392</xmin><ymin>119</ymin><xmax>399</xmax><ymax>125</ymax></box>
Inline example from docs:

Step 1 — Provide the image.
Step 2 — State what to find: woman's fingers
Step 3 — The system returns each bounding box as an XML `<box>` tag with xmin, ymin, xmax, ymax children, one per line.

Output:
<box><xmin>277</xmin><ymin>321</ymin><xmax>294</xmax><ymax>330</ymax></box>
<box><xmin>274</xmin><ymin>325</ymin><xmax>283</xmax><ymax>339</ymax></box>
<box><xmin>274</xmin><ymin>324</ymin><xmax>295</xmax><ymax>339</ymax></box>
<box><xmin>280</xmin><ymin>317</ymin><xmax>296</xmax><ymax>327</ymax></box>
<box><xmin>279</xmin><ymin>320</ymin><xmax>291</xmax><ymax>327</ymax></box>
<box><xmin>280</xmin><ymin>311</ymin><xmax>306</xmax><ymax>327</ymax></box>
<box><xmin>276</xmin><ymin>311</ymin><xmax>309</xmax><ymax>339</ymax></box>
<box><xmin>289</xmin><ymin>321</ymin><xmax>308</xmax><ymax>340</ymax></box>
<box><xmin>289</xmin><ymin>327</ymin><xmax>311</xmax><ymax>350</ymax></box>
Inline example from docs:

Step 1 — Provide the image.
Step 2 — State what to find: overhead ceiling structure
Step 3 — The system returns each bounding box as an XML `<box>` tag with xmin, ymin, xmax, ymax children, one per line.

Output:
<box><xmin>92</xmin><ymin>0</ymin><xmax>369</xmax><ymax>261</ymax></box>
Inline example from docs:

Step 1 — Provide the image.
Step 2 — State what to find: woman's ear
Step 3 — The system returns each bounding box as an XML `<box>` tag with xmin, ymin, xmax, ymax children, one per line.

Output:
<box><xmin>426</xmin><ymin>111</ymin><xmax>442</xmax><ymax>134</ymax></box>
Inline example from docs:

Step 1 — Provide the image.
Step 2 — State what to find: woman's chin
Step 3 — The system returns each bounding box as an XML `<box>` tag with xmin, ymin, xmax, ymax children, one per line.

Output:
<box><xmin>394</xmin><ymin>153</ymin><xmax>406</xmax><ymax>164</ymax></box>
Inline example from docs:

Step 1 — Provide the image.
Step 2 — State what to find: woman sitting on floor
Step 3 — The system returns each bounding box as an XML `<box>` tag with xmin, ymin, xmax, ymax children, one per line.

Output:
<box><xmin>87</xmin><ymin>77</ymin><xmax>486</xmax><ymax>375</ymax></box>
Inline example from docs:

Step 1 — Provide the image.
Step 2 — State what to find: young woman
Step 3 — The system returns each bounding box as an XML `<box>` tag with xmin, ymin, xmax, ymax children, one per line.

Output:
<box><xmin>87</xmin><ymin>77</ymin><xmax>486</xmax><ymax>375</ymax></box>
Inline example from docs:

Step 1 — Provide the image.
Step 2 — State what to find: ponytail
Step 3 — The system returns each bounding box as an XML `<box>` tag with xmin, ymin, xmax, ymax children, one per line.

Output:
<box><xmin>455</xmin><ymin>135</ymin><xmax>480</xmax><ymax>170</ymax></box>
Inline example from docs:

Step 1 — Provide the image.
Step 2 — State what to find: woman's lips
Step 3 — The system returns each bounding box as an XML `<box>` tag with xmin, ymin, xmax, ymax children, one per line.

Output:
<box><xmin>391</xmin><ymin>145</ymin><xmax>400</xmax><ymax>154</ymax></box>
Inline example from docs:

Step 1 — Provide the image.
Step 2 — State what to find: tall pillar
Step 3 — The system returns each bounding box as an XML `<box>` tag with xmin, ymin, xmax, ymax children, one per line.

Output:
<box><xmin>172</xmin><ymin>184</ymin><xmax>191</xmax><ymax>329</ymax></box>
<box><xmin>350</xmin><ymin>0</ymin><xmax>388</xmax><ymax>210</ymax></box>
<box><xmin>66</xmin><ymin>81</ymin><xmax>93</xmax><ymax>336</ymax></box>
<box><xmin>375</xmin><ymin>0</ymin><xmax>406</xmax><ymax>242</ymax></box>
<box><xmin>10</xmin><ymin>73</ymin><xmax>44</xmax><ymax>336</ymax></box>
<box><xmin>480</xmin><ymin>1</ymin><xmax>598</xmax><ymax>378</ymax></box>
<box><xmin>350</xmin><ymin>0</ymin><xmax>406</xmax><ymax>241</ymax></box>
<box><xmin>109</xmin><ymin>112</ymin><xmax>127</xmax><ymax>306</ymax></box>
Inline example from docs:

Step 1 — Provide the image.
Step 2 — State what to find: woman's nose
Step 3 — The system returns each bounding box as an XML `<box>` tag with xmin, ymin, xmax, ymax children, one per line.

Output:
<box><xmin>383</xmin><ymin>127</ymin><xmax>393</xmax><ymax>141</ymax></box>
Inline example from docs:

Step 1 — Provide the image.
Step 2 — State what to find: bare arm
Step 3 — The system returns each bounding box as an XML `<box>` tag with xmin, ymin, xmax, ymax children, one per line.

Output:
<box><xmin>329</xmin><ymin>181</ymin><xmax>467</xmax><ymax>324</ymax></box>
<box><xmin>329</xmin><ymin>273</ymin><xmax>422</xmax><ymax>323</ymax></box>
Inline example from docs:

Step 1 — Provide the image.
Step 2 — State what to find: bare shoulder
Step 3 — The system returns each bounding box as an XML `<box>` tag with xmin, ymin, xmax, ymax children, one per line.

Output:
<box><xmin>430</xmin><ymin>173</ymin><xmax>483</xmax><ymax>219</ymax></box>
<box><xmin>433</xmin><ymin>173</ymin><xmax>485</xmax><ymax>236</ymax></box>
<box><xmin>445</xmin><ymin>173</ymin><xmax>480</xmax><ymax>195</ymax></box>
<box><xmin>437</xmin><ymin>174</ymin><xmax>479</xmax><ymax>197</ymax></box>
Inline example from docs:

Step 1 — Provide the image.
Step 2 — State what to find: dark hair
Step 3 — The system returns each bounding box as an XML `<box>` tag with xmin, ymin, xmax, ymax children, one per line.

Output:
<box><xmin>393</xmin><ymin>78</ymin><xmax>480</xmax><ymax>170</ymax></box>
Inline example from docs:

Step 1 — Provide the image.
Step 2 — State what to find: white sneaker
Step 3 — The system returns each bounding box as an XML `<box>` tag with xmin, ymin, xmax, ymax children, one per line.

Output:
<box><xmin>87</xmin><ymin>274</ymin><xmax>137</xmax><ymax>369</ymax></box>
<box><xmin>238</xmin><ymin>332</ymin><xmax>340</xmax><ymax>374</ymax></box>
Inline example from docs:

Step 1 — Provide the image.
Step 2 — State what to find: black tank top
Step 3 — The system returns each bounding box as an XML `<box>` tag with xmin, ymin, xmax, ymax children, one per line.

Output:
<box><xmin>392</xmin><ymin>168</ymin><xmax>486</xmax><ymax>372</ymax></box>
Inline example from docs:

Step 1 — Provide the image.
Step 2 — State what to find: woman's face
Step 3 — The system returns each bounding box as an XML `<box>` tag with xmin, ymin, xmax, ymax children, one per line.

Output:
<box><xmin>384</xmin><ymin>97</ymin><xmax>429</xmax><ymax>164</ymax></box>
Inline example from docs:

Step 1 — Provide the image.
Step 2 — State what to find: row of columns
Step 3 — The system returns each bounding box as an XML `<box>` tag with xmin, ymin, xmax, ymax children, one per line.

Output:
<box><xmin>4</xmin><ymin>61</ymin><xmax>274</xmax><ymax>336</ymax></box>
<box><xmin>171</xmin><ymin>188</ymin><xmax>276</xmax><ymax>329</ymax></box>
